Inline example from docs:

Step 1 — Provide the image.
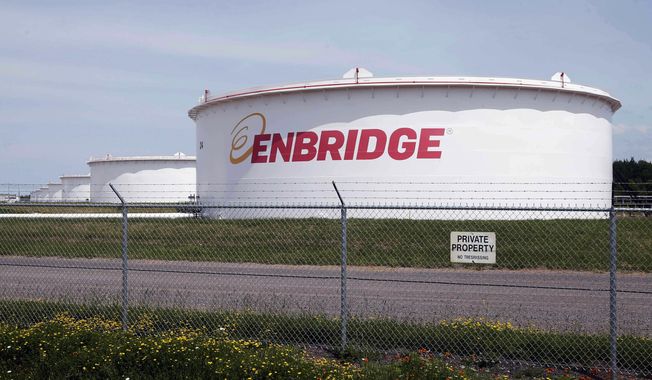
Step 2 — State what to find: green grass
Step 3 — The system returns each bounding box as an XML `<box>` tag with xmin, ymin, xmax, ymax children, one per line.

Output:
<box><xmin>0</xmin><ymin>300</ymin><xmax>649</xmax><ymax>377</ymax></box>
<box><xmin>0</xmin><ymin>216</ymin><xmax>650</xmax><ymax>271</ymax></box>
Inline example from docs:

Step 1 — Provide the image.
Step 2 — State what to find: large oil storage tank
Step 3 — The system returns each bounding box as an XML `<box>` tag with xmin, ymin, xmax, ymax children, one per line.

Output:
<box><xmin>61</xmin><ymin>174</ymin><xmax>91</xmax><ymax>202</ymax></box>
<box><xmin>88</xmin><ymin>153</ymin><xmax>196</xmax><ymax>203</ymax></box>
<box><xmin>188</xmin><ymin>69</ymin><xmax>620</xmax><ymax>217</ymax></box>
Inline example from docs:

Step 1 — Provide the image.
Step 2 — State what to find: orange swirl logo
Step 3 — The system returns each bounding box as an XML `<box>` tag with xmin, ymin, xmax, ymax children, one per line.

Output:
<box><xmin>230</xmin><ymin>113</ymin><xmax>266</xmax><ymax>164</ymax></box>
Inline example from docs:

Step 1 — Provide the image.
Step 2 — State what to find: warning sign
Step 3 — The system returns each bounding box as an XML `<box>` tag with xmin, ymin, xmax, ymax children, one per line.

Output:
<box><xmin>450</xmin><ymin>231</ymin><xmax>496</xmax><ymax>264</ymax></box>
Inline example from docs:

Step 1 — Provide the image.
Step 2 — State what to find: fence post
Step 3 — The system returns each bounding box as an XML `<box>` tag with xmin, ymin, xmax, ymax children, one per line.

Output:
<box><xmin>332</xmin><ymin>181</ymin><xmax>348</xmax><ymax>353</ymax></box>
<box><xmin>110</xmin><ymin>183</ymin><xmax>129</xmax><ymax>331</ymax></box>
<box><xmin>609</xmin><ymin>207</ymin><xmax>618</xmax><ymax>380</ymax></box>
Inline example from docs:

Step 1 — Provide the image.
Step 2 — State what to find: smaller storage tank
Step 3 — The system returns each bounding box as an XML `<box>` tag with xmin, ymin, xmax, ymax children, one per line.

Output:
<box><xmin>29</xmin><ymin>188</ymin><xmax>42</xmax><ymax>202</ymax></box>
<box><xmin>46</xmin><ymin>182</ymin><xmax>63</xmax><ymax>202</ymax></box>
<box><xmin>37</xmin><ymin>187</ymin><xmax>49</xmax><ymax>202</ymax></box>
<box><xmin>61</xmin><ymin>175</ymin><xmax>91</xmax><ymax>202</ymax></box>
<box><xmin>88</xmin><ymin>153</ymin><xmax>196</xmax><ymax>203</ymax></box>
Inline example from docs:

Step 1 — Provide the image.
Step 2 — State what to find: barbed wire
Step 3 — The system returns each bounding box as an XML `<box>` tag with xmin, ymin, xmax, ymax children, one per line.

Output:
<box><xmin>0</xmin><ymin>182</ymin><xmax>649</xmax><ymax>210</ymax></box>
<box><xmin>6</xmin><ymin>181</ymin><xmax>652</xmax><ymax>189</ymax></box>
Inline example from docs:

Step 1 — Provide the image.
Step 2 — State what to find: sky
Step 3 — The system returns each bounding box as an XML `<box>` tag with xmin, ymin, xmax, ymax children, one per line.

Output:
<box><xmin>1</xmin><ymin>0</ymin><xmax>651</xmax><ymax>184</ymax></box>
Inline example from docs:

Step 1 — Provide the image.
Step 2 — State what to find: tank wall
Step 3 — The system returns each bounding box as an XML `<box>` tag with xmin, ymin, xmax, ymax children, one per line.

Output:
<box><xmin>38</xmin><ymin>188</ymin><xmax>49</xmax><ymax>202</ymax></box>
<box><xmin>47</xmin><ymin>184</ymin><xmax>63</xmax><ymax>202</ymax></box>
<box><xmin>194</xmin><ymin>86</ymin><xmax>615</xmax><ymax>218</ymax></box>
<box><xmin>62</xmin><ymin>177</ymin><xmax>91</xmax><ymax>202</ymax></box>
<box><xmin>89</xmin><ymin>161</ymin><xmax>196</xmax><ymax>203</ymax></box>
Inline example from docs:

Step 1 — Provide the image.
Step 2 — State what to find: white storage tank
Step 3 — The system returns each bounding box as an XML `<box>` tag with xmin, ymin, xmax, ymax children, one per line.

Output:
<box><xmin>88</xmin><ymin>153</ymin><xmax>196</xmax><ymax>203</ymax></box>
<box><xmin>188</xmin><ymin>69</ymin><xmax>620</xmax><ymax>217</ymax></box>
<box><xmin>29</xmin><ymin>188</ymin><xmax>42</xmax><ymax>202</ymax></box>
<box><xmin>61</xmin><ymin>174</ymin><xmax>91</xmax><ymax>202</ymax></box>
<box><xmin>37</xmin><ymin>187</ymin><xmax>49</xmax><ymax>202</ymax></box>
<box><xmin>46</xmin><ymin>182</ymin><xmax>63</xmax><ymax>203</ymax></box>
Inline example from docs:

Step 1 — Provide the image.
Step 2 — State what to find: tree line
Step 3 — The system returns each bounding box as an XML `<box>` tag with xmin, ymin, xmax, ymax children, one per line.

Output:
<box><xmin>613</xmin><ymin>158</ymin><xmax>652</xmax><ymax>197</ymax></box>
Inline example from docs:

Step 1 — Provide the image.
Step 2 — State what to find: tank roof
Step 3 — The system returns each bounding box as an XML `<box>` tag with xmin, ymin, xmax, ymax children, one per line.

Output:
<box><xmin>60</xmin><ymin>174</ymin><xmax>91</xmax><ymax>179</ymax></box>
<box><xmin>188</xmin><ymin>74</ymin><xmax>621</xmax><ymax>120</ymax></box>
<box><xmin>87</xmin><ymin>153</ymin><xmax>196</xmax><ymax>164</ymax></box>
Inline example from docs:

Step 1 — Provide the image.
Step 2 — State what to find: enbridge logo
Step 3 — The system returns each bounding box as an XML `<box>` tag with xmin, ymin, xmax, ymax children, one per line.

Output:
<box><xmin>230</xmin><ymin>112</ymin><xmax>444</xmax><ymax>164</ymax></box>
<box><xmin>230</xmin><ymin>113</ymin><xmax>267</xmax><ymax>164</ymax></box>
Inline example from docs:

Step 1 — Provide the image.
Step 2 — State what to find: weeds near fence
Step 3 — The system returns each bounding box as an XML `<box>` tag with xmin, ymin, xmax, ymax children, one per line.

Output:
<box><xmin>0</xmin><ymin>314</ymin><xmax>357</xmax><ymax>379</ymax></box>
<box><xmin>0</xmin><ymin>300</ymin><xmax>649</xmax><ymax>376</ymax></box>
<box><xmin>0</xmin><ymin>313</ymin><xmax>491</xmax><ymax>380</ymax></box>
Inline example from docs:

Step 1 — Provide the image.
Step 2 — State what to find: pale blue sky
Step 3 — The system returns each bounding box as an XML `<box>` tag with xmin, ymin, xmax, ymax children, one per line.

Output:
<box><xmin>1</xmin><ymin>0</ymin><xmax>650</xmax><ymax>184</ymax></box>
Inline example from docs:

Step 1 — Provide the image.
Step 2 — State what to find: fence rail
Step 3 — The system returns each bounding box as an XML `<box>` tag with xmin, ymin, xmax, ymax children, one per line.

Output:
<box><xmin>0</xmin><ymin>185</ymin><xmax>651</xmax><ymax>378</ymax></box>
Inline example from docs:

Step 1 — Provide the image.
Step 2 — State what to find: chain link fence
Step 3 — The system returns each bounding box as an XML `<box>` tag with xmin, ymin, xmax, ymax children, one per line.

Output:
<box><xmin>0</xmin><ymin>184</ymin><xmax>650</xmax><ymax>377</ymax></box>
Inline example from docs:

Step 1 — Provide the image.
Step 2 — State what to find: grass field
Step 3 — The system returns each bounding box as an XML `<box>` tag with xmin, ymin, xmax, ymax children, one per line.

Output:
<box><xmin>0</xmin><ymin>215</ymin><xmax>650</xmax><ymax>271</ymax></box>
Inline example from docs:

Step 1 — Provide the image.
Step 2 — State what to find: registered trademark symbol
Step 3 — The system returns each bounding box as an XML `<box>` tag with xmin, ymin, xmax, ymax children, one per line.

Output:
<box><xmin>446</xmin><ymin>128</ymin><xmax>453</xmax><ymax>135</ymax></box>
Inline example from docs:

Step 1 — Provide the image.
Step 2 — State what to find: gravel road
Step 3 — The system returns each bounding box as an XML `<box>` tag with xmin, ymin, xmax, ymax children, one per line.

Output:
<box><xmin>0</xmin><ymin>256</ymin><xmax>650</xmax><ymax>336</ymax></box>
